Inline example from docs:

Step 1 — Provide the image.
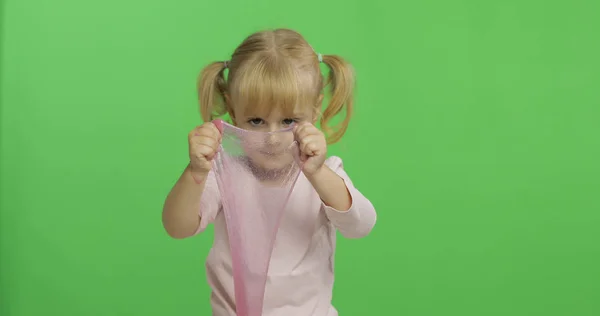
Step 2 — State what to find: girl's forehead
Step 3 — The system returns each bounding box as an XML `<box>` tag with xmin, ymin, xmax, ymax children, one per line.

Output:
<box><xmin>227</xmin><ymin>57</ymin><xmax>321</xmax><ymax>119</ymax></box>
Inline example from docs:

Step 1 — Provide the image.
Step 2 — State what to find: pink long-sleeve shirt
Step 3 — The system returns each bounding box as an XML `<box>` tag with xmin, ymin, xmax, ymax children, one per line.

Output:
<box><xmin>195</xmin><ymin>156</ymin><xmax>377</xmax><ymax>316</ymax></box>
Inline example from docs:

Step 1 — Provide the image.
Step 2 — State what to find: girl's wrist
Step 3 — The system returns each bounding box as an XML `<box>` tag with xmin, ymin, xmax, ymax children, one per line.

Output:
<box><xmin>187</xmin><ymin>165</ymin><xmax>209</xmax><ymax>185</ymax></box>
<box><xmin>304</xmin><ymin>165</ymin><xmax>327</xmax><ymax>183</ymax></box>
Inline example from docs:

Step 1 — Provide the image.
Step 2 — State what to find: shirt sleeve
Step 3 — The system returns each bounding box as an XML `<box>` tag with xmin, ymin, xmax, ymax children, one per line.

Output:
<box><xmin>322</xmin><ymin>156</ymin><xmax>377</xmax><ymax>239</ymax></box>
<box><xmin>193</xmin><ymin>170</ymin><xmax>222</xmax><ymax>235</ymax></box>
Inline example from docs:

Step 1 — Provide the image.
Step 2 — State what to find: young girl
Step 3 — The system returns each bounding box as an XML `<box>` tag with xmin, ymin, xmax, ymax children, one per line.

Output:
<box><xmin>163</xmin><ymin>28</ymin><xmax>377</xmax><ymax>316</ymax></box>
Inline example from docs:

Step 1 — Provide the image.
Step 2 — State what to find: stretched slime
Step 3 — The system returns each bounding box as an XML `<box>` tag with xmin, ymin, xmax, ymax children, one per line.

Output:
<box><xmin>211</xmin><ymin>119</ymin><xmax>303</xmax><ymax>316</ymax></box>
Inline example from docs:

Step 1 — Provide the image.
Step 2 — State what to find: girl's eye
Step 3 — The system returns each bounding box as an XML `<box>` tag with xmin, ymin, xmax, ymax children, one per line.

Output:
<box><xmin>248</xmin><ymin>118</ymin><xmax>264</xmax><ymax>126</ymax></box>
<box><xmin>282</xmin><ymin>118</ymin><xmax>296</xmax><ymax>126</ymax></box>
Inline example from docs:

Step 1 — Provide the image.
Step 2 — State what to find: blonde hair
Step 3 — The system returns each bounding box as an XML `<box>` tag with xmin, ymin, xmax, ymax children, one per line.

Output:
<box><xmin>197</xmin><ymin>28</ymin><xmax>354</xmax><ymax>144</ymax></box>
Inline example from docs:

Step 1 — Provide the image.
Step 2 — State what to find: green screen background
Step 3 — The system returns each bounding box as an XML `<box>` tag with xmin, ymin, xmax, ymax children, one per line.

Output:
<box><xmin>1</xmin><ymin>0</ymin><xmax>599</xmax><ymax>315</ymax></box>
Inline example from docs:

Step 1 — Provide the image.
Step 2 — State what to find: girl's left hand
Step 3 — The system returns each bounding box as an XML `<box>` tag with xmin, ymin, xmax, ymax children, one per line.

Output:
<box><xmin>294</xmin><ymin>122</ymin><xmax>327</xmax><ymax>175</ymax></box>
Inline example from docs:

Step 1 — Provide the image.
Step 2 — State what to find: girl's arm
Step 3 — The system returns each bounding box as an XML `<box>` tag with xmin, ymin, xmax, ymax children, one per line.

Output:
<box><xmin>162</xmin><ymin>165</ymin><xmax>204</xmax><ymax>239</ymax></box>
<box><xmin>306</xmin><ymin>156</ymin><xmax>377</xmax><ymax>239</ymax></box>
<box><xmin>306</xmin><ymin>165</ymin><xmax>352</xmax><ymax>211</ymax></box>
<box><xmin>162</xmin><ymin>165</ymin><xmax>220</xmax><ymax>239</ymax></box>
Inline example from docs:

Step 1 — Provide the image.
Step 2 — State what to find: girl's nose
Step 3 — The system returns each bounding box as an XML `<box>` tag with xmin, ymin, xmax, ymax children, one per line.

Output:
<box><xmin>267</xmin><ymin>123</ymin><xmax>279</xmax><ymax>133</ymax></box>
<box><xmin>265</xmin><ymin>132</ymin><xmax>281</xmax><ymax>147</ymax></box>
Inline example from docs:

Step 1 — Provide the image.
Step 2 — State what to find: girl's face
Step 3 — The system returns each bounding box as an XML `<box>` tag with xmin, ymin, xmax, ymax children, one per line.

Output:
<box><xmin>233</xmin><ymin>105</ymin><xmax>315</xmax><ymax>171</ymax></box>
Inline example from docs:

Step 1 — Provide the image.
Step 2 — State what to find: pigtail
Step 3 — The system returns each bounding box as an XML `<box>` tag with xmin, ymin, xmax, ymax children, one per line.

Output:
<box><xmin>197</xmin><ymin>61</ymin><xmax>228</xmax><ymax>122</ymax></box>
<box><xmin>320</xmin><ymin>54</ymin><xmax>355</xmax><ymax>144</ymax></box>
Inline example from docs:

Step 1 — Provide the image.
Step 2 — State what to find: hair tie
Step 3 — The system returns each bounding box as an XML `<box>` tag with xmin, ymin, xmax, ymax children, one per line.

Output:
<box><xmin>317</xmin><ymin>53</ymin><xmax>323</xmax><ymax>63</ymax></box>
<box><xmin>223</xmin><ymin>61</ymin><xmax>229</xmax><ymax>68</ymax></box>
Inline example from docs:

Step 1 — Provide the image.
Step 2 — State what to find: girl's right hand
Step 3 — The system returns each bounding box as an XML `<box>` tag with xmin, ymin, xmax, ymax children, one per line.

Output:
<box><xmin>188</xmin><ymin>122</ymin><xmax>222</xmax><ymax>180</ymax></box>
